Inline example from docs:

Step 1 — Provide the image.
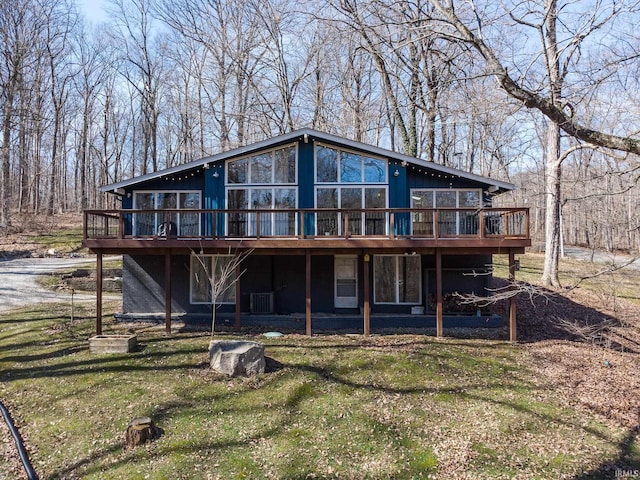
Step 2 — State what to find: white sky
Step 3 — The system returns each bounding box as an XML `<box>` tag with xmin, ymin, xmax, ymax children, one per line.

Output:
<box><xmin>77</xmin><ymin>0</ymin><xmax>108</xmax><ymax>24</ymax></box>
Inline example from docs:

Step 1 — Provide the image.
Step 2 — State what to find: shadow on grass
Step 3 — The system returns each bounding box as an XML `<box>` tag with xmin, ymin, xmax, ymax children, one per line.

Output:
<box><xmin>572</xmin><ymin>427</ymin><xmax>640</xmax><ymax>479</ymax></box>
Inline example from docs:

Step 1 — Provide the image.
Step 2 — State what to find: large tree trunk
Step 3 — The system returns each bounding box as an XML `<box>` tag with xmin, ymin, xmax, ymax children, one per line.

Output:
<box><xmin>541</xmin><ymin>0</ymin><xmax>562</xmax><ymax>287</ymax></box>
<box><xmin>542</xmin><ymin>121</ymin><xmax>562</xmax><ymax>287</ymax></box>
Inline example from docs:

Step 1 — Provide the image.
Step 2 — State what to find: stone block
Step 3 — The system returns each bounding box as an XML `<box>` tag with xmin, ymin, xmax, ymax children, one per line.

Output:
<box><xmin>209</xmin><ymin>340</ymin><xmax>265</xmax><ymax>377</ymax></box>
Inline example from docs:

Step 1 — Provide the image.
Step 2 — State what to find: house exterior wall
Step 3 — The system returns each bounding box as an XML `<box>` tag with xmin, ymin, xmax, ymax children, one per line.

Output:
<box><xmin>122</xmin><ymin>252</ymin><xmax>491</xmax><ymax>318</ymax></box>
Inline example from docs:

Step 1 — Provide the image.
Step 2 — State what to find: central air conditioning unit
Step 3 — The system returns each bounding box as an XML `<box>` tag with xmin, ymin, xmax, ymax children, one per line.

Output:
<box><xmin>250</xmin><ymin>292</ymin><xmax>274</xmax><ymax>314</ymax></box>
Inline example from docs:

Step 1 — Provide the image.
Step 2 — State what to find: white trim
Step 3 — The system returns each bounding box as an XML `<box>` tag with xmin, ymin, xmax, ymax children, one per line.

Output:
<box><xmin>132</xmin><ymin>190</ymin><xmax>201</xmax><ymax>236</ymax></box>
<box><xmin>314</xmin><ymin>142</ymin><xmax>388</xmax><ymax>184</ymax></box>
<box><xmin>409</xmin><ymin>188</ymin><xmax>482</xmax><ymax>236</ymax></box>
<box><xmin>225</xmin><ymin>186</ymin><xmax>298</xmax><ymax>236</ymax></box>
<box><xmin>225</xmin><ymin>142</ymin><xmax>298</xmax><ymax>186</ymax></box>
<box><xmin>334</xmin><ymin>255</ymin><xmax>358</xmax><ymax>308</ymax></box>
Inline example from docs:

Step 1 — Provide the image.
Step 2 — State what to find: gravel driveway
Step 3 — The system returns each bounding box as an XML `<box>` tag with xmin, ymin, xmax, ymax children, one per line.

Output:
<box><xmin>0</xmin><ymin>256</ymin><xmax>120</xmax><ymax>313</ymax></box>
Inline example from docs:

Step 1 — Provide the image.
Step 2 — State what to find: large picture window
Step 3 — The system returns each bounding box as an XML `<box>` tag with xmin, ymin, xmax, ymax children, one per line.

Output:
<box><xmin>190</xmin><ymin>255</ymin><xmax>236</xmax><ymax>304</ymax></box>
<box><xmin>226</xmin><ymin>144</ymin><xmax>297</xmax><ymax>237</ymax></box>
<box><xmin>374</xmin><ymin>255</ymin><xmax>421</xmax><ymax>304</ymax></box>
<box><xmin>410</xmin><ymin>189</ymin><xmax>481</xmax><ymax>236</ymax></box>
<box><xmin>227</xmin><ymin>144</ymin><xmax>296</xmax><ymax>185</ymax></box>
<box><xmin>133</xmin><ymin>191</ymin><xmax>201</xmax><ymax>237</ymax></box>
<box><xmin>315</xmin><ymin>144</ymin><xmax>388</xmax><ymax>236</ymax></box>
<box><xmin>315</xmin><ymin>144</ymin><xmax>386</xmax><ymax>184</ymax></box>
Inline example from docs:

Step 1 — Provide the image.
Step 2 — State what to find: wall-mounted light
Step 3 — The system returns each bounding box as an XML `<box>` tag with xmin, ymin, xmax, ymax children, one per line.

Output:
<box><xmin>212</xmin><ymin>171</ymin><xmax>220</xmax><ymax>179</ymax></box>
<box><xmin>126</xmin><ymin>192</ymin><xmax>132</xmax><ymax>198</ymax></box>
<box><xmin>393</xmin><ymin>169</ymin><xmax>400</xmax><ymax>177</ymax></box>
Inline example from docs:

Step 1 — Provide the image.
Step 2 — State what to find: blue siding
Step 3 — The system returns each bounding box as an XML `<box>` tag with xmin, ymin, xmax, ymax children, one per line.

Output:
<box><xmin>298</xmin><ymin>140</ymin><xmax>314</xmax><ymax>209</ymax></box>
<box><xmin>388</xmin><ymin>161</ymin><xmax>407</xmax><ymax>209</ymax></box>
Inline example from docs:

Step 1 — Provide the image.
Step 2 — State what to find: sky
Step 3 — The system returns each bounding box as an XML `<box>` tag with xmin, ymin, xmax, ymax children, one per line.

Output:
<box><xmin>77</xmin><ymin>0</ymin><xmax>108</xmax><ymax>24</ymax></box>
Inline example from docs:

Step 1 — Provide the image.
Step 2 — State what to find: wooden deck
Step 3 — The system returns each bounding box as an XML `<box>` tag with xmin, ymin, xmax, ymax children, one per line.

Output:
<box><xmin>83</xmin><ymin>207</ymin><xmax>531</xmax><ymax>254</ymax></box>
<box><xmin>83</xmin><ymin>207</ymin><xmax>529</xmax><ymax>342</ymax></box>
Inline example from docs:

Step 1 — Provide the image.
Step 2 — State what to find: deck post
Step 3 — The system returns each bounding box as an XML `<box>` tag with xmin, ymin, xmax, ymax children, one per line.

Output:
<box><xmin>235</xmin><ymin>262</ymin><xmax>241</xmax><ymax>331</ymax></box>
<box><xmin>165</xmin><ymin>251</ymin><xmax>172</xmax><ymax>334</ymax></box>
<box><xmin>508</xmin><ymin>249</ymin><xmax>517</xmax><ymax>342</ymax></box>
<box><xmin>363</xmin><ymin>253</ymin><xmax>370</xmax><ymax>336</ymax></box>
<box><xmin>305</xmin><ymin>250</ymin><xmax>312</xmax><ymax>336</ymax></box>
<box><xmin>436</xmin><ymin>248</ymin><xmax>443</xmax><ymax>337</ymax></box>
<box><xmin>96</xmin><ymin>250</ymin><xmax>103</xmax><ymax>335</ymax></box>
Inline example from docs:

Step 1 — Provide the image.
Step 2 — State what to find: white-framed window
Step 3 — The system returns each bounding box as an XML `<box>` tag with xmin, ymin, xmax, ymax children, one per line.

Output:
<box><xmin>315</xmin><ymin>143</ymin><xmax>387</xmax><ymax>184</ymax></box>
<box><xmin>373</xmin><ymin>255</ymin><xmax>422</xmax><ymax>304</ymax></box>
<box><xmin>227</xmin><ymin>144</ymin><xmax>297</xmax><ymax>185</ymax></box>
<box><xmin>225</xmin><ymin>144</ymin><xmax>298</xmax><ymax>237</ymax></box>
<box><xmin>133</xmin><ymin>190</ymin><xmax>201</xmax><ymax>237</ymax></box>
<box><xmin>315</xmin><ymin>186</ymin><xmax>387</xmax><ymax>236</ymax></box>
<box><xmin>226</xmin><ymin>187</ymin><xmax>297</xmax><ymax>236</ymax></box>
<box><xmin>190</xmin><ymin>254</ymin><xmax>236</xmax><ymax>304</ymax></box>
<box><xmin>410</xmin><ymin>189</ymin><xmax>481</xmax><ymax>236</ymax></box>
<box><xmin>314</xmin><ymin>144</ymin><xmax>388</xmax><ymax>236</ymax></box>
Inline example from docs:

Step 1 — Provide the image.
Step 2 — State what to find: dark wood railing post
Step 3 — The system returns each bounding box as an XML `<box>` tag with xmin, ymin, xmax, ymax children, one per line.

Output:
<box><xmin>83</xmin><ymin>211</ymin><xmax>89</xmax><ymax>240</ymax></box>
<box><xmin>389</xmin><ymin>212</ymin><xmax>395</xmax><ymax>239</ymax></box>
<box><xmin>344</xmin><ymin>212</ymin><xmax>349</xmax><ymax>238</ymax></box>
<box><xmin>433</xmin><ymin>210</ymin><xmax>439</xmax><ymax>239</ymax></box>
<box><xmin>256</xmin><ymin>211</ymin><xmax>261</xmax><ymax>239</ymax></box>
<box><xmin>119</xmin><ymin>211</ymin><xmax>125</xmax><ymax>239</ymax></box>
<box><xmin>479</xmin><ymin>209</ymin><xmax>485</xmax><ymax>238</ymax></box>
<box><xmin>96</xmin><ymin>250</ymin><xmax>103</xmax><ymax>335</ymax></box>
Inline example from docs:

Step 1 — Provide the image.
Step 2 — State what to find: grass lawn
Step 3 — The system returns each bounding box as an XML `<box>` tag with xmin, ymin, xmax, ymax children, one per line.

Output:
<box><xmin>0</xmin><ymin>300</ymin><xmax>636</xmax><ymax>479</ymax></box>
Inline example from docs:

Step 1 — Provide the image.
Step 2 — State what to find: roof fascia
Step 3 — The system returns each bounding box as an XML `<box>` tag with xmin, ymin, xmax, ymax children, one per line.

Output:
<box><xmin>100</xmin><ymin>127</ymin><xmax>514</xmax><ymax>193</ymax></box>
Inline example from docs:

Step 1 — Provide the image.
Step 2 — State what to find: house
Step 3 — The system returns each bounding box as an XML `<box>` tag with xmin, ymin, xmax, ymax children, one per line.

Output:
<box><xmin>83</xmin><ymin>128</ymin><xmax>530</xmax><ymax>339</ymax></box>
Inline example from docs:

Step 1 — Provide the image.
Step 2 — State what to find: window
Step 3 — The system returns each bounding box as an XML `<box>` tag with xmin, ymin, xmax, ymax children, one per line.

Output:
<box><xmin>410</xmin><ymin>189</ymin><xmax>481</xmax><ymax>236</ymax></box>
<box><xmin>315</xmin><ymin>144</ymin><xmax>388</xmax><ymax>236</ymax></box>
<box><xmin>315</xmin><ymin>144</ymin><xmax>386</xmax><ymax>184</ymax></box>
<box><xmin>374</xmin><ymin>255</ymin><xmax>421</xmax><ymax>304</ymax></box>
<box><xmin>225</xmin><ymin>144</ymin><xmax>297</xmax><ymax>237</ymax></box>
<box><xmin>315</xmin><ymin>186</ymin><xmax>387</xmax><ymax>235</ymax></box>
<box><xmin>133</xmin><ymin>190</ymin><xmax>201</xmax><ymax>237</ymax></box>
<box><xmin>190</xmin><ymin>255</ymin><xmax>236</xmax><ymax>304</ymax></box>
<box><xmin>226</xmin><ymin>144</ymin><xmax>296</xmax><ymax>185</ymax></box>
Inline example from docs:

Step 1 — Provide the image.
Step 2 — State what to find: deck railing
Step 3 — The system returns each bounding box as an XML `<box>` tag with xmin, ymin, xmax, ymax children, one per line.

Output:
<box><xmin>84</xmin><ymin>207</ymin><xmax>530</xmax><ymax>241</ymax></box>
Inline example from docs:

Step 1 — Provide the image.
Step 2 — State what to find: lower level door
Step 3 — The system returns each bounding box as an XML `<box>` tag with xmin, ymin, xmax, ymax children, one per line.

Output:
<box><xmin>335</xmin><ymin>255</ymin><xmax>358</xmax><ymax>308</ymax></box>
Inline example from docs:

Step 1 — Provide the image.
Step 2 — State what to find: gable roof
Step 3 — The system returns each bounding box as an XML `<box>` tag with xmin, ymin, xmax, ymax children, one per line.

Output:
<box><xmin>100</xmin><ymin>128</ymin><xmax>515</xmax><ymax>194</ymax></box>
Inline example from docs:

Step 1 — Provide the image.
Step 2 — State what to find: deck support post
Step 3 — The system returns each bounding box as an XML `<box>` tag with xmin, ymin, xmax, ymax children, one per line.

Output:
<box><xmin>305</xmin><ymin>250</ymin><xmax>312</xmax><ymax>336</ymax></box>
<box><xmin>363</xmin><ymin>253</ymin><xmax>370</xmax><ymax>336</ymax></box>
<box><xmin>508</xmin><ymin>249</ymin><xmax>517</xmax><ymax>342</ymax></box>
<box><xmin>436</xmin><ymin>248</ymin><xmax>443</xmax><ymax>337</ymax></box>
<box><xmin>165</xmin><ymin>251</ymin><xmax>172</xmax><ymax>335</ymax></box>
<box><xmin>96</xmin><ymin>250</ymin><xmax>103</xmax><ymax>335</ymax></box>
<box><xmin>235</xmin><ymin>262</ymin><xmax>241</xmax><ymax>331</ymax></box>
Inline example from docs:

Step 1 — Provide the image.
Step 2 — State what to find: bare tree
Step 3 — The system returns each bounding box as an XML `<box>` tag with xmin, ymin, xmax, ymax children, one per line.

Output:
<box><xmin>191</xmin><ymin>248</ymin><xmax>253</xmax><ymax>338</ymax></box>
<box><xmin>424</xmin><ymin>0</ymin><xmax>640</xmax><ymax>285</ymax></box>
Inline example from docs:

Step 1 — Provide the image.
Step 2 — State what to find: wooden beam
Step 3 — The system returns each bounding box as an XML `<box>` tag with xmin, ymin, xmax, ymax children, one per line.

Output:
<box><xmin>83</xmin><ymin>237</ymin><xmax>531</xmax><ymax>253</ymax></box>
<box><xmin>235</xmin><ymin>263</ymin><xmax>241</xmax><ymax>331</ymax></box>
<box><xmin>508</xmin><ymin>250</ymin><xmax>517</xmax><ymax>342</ymax></box>
<box><xmin>363</xmin><ymin>253</ymin><xmax>370</xmax><ymax>336</ymax></box>
<box><xmin>165</xmin><ymin>251</ymin><xmax>172</xmax><ymax>335</ymax></box>
<box><xmin>96</xmin><ymin>251</ymin><xmax>103</xmax><ymax>335</ymax></box>
<box><xmin>436</xmin><ymin>248</ymin><xmax>443</xmax><ymax>337</ymax></box>
<box><xmin>305</xmin><ymin>250</ymin><xmax>312</xmax><ymax>336</ymax></box>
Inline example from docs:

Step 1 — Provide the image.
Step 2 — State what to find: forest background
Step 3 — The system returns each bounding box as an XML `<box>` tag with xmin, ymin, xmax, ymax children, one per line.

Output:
<box><xmin>1</xmin><ymin>0</ymin><xmax>639</xmax><ymax>286</ymax></box>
